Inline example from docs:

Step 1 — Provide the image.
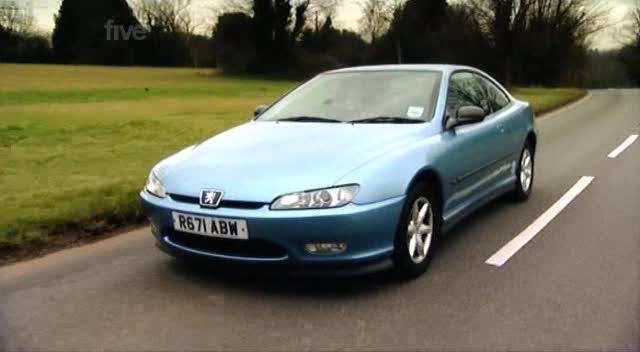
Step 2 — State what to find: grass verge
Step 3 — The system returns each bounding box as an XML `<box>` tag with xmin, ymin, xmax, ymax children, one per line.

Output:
<box><xmin>0</xmin><ymin>64</ymin><xmax>587</xmax><ymax>264</ymax></box>
<box><xmin>513</xmin><ymin>87</ymin><xmax>588</xmax><ymax>115</ymax></box>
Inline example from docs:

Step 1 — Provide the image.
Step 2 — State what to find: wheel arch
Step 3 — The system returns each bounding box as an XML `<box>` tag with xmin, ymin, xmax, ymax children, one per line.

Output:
<box><xmin>406</xmin><ymin>167</ymin><xmax>444</xmax><ymax>213</ymax></box>
<box><xmin>526</xmin><ymin>131</ymin><xmax>537</xmax><ymax>153</ymax></box>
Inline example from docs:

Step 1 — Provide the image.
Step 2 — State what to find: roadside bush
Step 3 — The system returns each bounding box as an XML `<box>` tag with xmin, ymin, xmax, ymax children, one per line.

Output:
<box><xmin>619</xmin><ymin>44</ymin><xmax>640</xmax><ymax>86</ymax></box>
<box><xmin>295</xmin><ymin>52</ymin><xmax>340</xmax><ymax>76</ymax></box>
<box><xmin>0</xmin><ymin>30</ymin><xmax>52</xmax><ymax>63</ymax></box>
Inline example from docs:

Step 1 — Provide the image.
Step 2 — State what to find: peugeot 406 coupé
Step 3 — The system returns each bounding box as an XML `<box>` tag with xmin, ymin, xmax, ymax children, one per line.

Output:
<box><xmin>140</xmin><ymin>65</ymin><xmax>537</xmax><ymax>278</ymax></box>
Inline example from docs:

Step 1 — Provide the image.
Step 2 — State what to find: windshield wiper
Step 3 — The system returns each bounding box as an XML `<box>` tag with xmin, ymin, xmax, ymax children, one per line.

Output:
<box><xmin>278</xmin><ymin>116</ymin><xmax>344</xmax><ymax>123</ymax></box>
<box><xmin>350</xmin><ymin>116</ymin><xmax>425</xmax><ymax>124</ymax></box>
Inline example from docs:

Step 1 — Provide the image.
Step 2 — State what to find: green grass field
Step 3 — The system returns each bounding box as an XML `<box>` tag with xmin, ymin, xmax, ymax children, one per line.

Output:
<box><xmin>512</xmin><ymin>87</ymin><xmax>587</xmax><ymax>115</ymax></box>
<box><xmin>0</xmin><ymin>64</ymin><xmax>586</xmax><ymax>258</ymax></box>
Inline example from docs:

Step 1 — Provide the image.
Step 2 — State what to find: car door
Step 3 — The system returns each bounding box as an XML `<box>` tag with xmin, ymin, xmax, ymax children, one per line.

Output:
<box><xmin>472</xmin><ymin>73</ymin><xmax>518</xmax><ymax>187</ymax></box>
<box><xmin>439</xmin><ymin>72</ymin><xmax>511</xmax><ymax>222</ymax></box>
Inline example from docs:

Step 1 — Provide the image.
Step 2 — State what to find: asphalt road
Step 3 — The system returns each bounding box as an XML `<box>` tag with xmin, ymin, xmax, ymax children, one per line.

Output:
<box><xmin>1</xmin><ymin>90</ymin><xmax>639</xmax><ymax>352</ymax></box>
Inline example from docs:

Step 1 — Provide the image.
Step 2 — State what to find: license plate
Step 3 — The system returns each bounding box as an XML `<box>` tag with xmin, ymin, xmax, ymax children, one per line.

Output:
<box><xmin>172</xmin><ymin>212</ymin><xmax>249</xmax><ymax>240</ymax></box>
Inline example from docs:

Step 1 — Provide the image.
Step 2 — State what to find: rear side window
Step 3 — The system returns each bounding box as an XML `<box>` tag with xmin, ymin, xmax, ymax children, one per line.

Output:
<box><xmin>476</xmin><ymin>74</ymin><xmax>510</xmax><ymax>113</ymax></box>
<box><xmin>446</xmin><ymin>72</ymin><xmax>510</xmax><ymax>117</ymax></box>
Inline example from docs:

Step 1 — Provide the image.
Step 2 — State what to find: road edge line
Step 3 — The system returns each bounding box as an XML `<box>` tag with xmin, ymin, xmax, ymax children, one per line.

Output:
<box><xmin>485</xmin><ymin>176</ymin><xmax>595</xmax><ymax>267</ymax></box>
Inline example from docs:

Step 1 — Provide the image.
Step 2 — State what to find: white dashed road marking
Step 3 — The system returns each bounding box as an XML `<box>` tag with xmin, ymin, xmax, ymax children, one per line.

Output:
<box><xmin>608</xmin><ymin>134</ymin><xmax>638</xmax><ymax>159</ymax></box>
<box><xmin>486</xmin><ymin>176</ymin><xmax>595</xmax><ymax>267</ymax></box>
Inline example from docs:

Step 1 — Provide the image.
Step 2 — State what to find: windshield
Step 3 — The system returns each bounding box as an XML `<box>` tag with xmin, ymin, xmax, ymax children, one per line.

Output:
<box><xmin>257</xmin><ymin>71</ymin><xmax>442</xmax><ymax>123</ymax></box>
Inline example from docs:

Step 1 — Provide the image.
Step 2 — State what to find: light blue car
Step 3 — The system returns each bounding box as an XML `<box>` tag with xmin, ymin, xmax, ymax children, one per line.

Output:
<box><xmin>140</xmin><ymin>65</ymin><xmax>537</xmax><ymax>278</ymax></box>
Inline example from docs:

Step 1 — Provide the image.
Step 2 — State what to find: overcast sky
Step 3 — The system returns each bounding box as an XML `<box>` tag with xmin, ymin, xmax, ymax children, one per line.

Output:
<box><xmin>26</xmin><ymin>0</ymin><xmax>638</xmax><ymax>50</ymax></box>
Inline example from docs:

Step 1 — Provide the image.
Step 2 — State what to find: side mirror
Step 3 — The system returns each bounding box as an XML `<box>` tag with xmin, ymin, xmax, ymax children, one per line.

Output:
<box><xmin>254</xmin><ymin>105</ymin><xmax>267</xmax><ymax>118</ymax></box>
<box><xmin>446</xmin><ymin>106</ymin><xmax>486</xmax><ymax>129</ymax></box>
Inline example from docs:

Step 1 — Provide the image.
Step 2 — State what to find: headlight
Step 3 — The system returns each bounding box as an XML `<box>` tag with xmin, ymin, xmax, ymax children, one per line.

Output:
<box><xmin>271</xmin><ymin>185</ymin><xmax>359</xmax><ymax>210</ymax></box>
<box><xmin>145</xmin><ymin>171</ymin><xmax>167</xmax><ymax>198</ymax></box>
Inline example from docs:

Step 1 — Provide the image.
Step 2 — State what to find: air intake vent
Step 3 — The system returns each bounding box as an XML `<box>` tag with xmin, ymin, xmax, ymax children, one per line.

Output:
<box><xmin>168</xmin><ymin>194</ymin><xmax>266</xmax><ymax>210</ymax></box>
<box><xmin>169</xmin><ymin>231</ymin><xmax>287</xmax><ymax>259</ymax></box>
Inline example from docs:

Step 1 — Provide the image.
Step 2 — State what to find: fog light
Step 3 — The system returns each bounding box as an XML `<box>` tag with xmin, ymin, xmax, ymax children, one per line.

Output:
<box><xmin>305</xmin><ymin>243</ymin><xmax>347</xmax><ymax>255</ymax></box>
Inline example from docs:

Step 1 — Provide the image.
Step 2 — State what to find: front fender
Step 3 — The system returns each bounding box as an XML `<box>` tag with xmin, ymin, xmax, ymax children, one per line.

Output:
<box><xmin>335</xmin><ymin>137</ymin><xmax>445</xmax><ymax>205</ymax></box>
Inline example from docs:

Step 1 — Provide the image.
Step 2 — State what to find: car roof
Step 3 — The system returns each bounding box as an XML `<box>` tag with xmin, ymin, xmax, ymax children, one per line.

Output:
<box><xmin>327</xmin><ymin>64</ymin><xmax>475</xmax><ymax>75</ymax></box>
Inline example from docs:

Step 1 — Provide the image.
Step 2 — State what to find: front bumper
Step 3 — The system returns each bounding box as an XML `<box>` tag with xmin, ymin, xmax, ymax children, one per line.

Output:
<box><xmin>140</xmin><ymin>191</ymin><xmax>405</xmax><ymax>273</ymax></box>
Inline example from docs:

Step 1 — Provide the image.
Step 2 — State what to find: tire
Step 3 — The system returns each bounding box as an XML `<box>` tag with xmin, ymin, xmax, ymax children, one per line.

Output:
<box><xmin>392</xmin><ymin>182</ymin><xmax>442</xmax><ymax>279</ymax></box>
<box><xmin>512</xmin><ymin>142</ymin><xmax>535</xmax><ymax>202</ymax></box>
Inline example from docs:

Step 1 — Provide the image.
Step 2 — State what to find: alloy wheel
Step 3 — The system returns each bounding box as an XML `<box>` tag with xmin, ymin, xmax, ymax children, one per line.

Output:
<box><xmin>407</xmin><ymin>197</ymin><xmax>434</xmax><ymax>264</ymax></box>
<box><xmin>520</xmin><ymin>148</ymin><xmax>533</xmax><ymax>192</ymax></box>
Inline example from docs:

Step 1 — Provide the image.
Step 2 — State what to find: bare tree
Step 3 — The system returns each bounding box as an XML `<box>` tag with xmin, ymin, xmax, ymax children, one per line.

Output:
<box><xmin>0</xmin><ymin>0</ymin><xmax>34</xmax><ymax>33</ymax></box>
<box><xmin>202</xmin><ymin>0</ymin><xmax>252</xmax><ymax>35</ymax></box>
<box><xmin>132</xmin><ymin>0</ymin><xmax>198</xmax><ymax>67</ymax></box>
<box><xmin>633</xmin><ymin>0</ymin><xmax>640</xmax><ymax>45</ymax></box>
<box><xmin>614</xmin><ymin>0</ymin><xmax>640</xmax><ymax>47</ymax></box>
<box><xmin>468</xmin><ymin>0</ymin><xmax>534</xmax><ymax>84</ymax></box>
<box><xmin>468</xmin><ymin>0</ymin><xmax>606</xmax><ymax>85</ymax></box>
<box><xmin>213</xmin><ymin>0</ymin><xmax>254</xmax><ymax>17</ymax></box>
<box><xmin>358</xmin><ymin>0</ymin><xmax>402</xmax><ymax>43</ymax></box>
<box><xmin>308</xmin><ymin>0</ymin><xmax>339</xmax><ymax>30</ymax></box>
<box><xmin>133</xmin><ymin>0</ymin><xmax>194</xmax><ymax>34</ymax></box>
<box><xmin>293</xmin><ymin>0</ymin><xmax>311</xmax><ymax>39</ymax></box>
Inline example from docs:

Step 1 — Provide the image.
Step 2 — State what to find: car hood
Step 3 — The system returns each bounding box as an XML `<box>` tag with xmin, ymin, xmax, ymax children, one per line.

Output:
<box><xmin>156</xmin><ymin>121</ymin><xmax>431</xmax><ymax>202</ymax></box>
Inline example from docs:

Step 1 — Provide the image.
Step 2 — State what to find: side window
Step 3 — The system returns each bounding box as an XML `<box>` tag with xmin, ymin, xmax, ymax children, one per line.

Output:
<box><xmin>446</xmin><ymin>72</ymin><xmax>485</xmax><ymax>116</ymax></box>
<box><xmin>446</xmin><ymin>72</ymin><xmax>510</xmax><ymax>118</ymax></box>
<box><xmin>475</xmin><ymin>74</ymin><xmax>510</xmax><ymax>114</ymax></box>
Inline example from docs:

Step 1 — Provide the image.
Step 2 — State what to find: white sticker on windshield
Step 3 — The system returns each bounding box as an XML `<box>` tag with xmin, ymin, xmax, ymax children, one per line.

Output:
<box><xmin>407</xmin><ymin>106</ymin><xmax>425</xmax><ymax>119</ymax></box>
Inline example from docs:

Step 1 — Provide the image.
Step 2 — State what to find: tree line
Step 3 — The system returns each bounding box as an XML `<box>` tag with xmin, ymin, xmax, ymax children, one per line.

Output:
<box><xmin>0</xmin><ymin>0</ymin><xmax>51</xmax><ymax>63</ymax></box>
<box><xmin>1</xmin><ymin>0</ymin><xmax>640</xmax><ymax>87</ymax></box>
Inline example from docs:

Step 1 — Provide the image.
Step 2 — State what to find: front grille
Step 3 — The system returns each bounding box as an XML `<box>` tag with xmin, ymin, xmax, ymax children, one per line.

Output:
<box><xmin>169</xmin><ymin>193</ymin><xmax>266</xmax><ymax>210</ymax></box>
<box><xmin>168</xmin><ymin>231</ymin><xmax>288</xmax><ymax>259</ymax></box>
<box><xmin>168</xmin><ymin>194</ymin><xmax>199</xmax><ymax>204</ymax></box>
